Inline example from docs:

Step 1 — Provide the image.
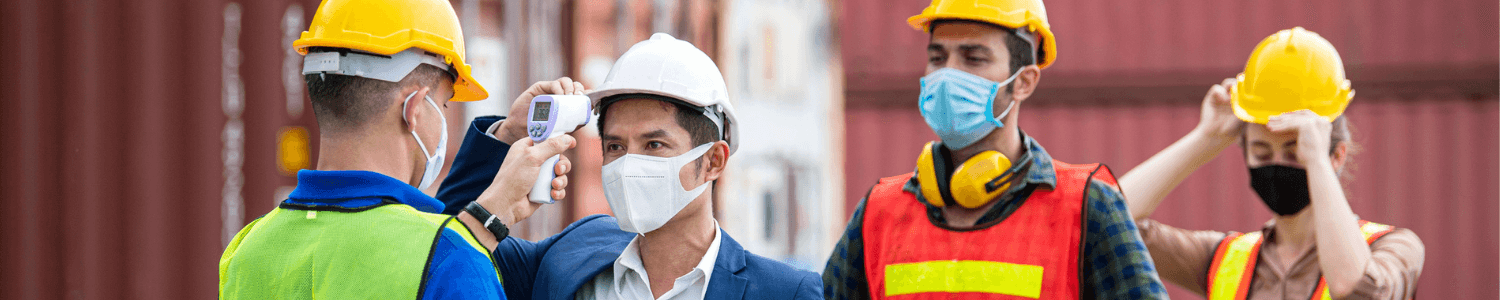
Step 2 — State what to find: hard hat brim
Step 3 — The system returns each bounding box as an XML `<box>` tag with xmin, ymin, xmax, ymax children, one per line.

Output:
<box><xmin>1232</xmin><ymin>94</ymin><xmax>1347</xmax><ymax>124</ymax></box>
<box><xmin>906</xmin><ymin>12</ymin><xmax>1057</xmax><ymax>69</ymax></box>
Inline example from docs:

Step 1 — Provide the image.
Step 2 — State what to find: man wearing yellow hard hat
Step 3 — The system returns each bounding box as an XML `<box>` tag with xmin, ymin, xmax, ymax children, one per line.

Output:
<box><xmin>822</xmin><ymin>0</ymin><xmax>1167</xmax><ymax>298</ymax></box>
<box><xmin>218</xmin><ymin>0</ymin><xmax>581</xmax><ymax>299</ymax></box>
<box><xmin>1118</xmin><ymin>27</ymin><xmax>1425</xmax><ymax>299</ymax></box>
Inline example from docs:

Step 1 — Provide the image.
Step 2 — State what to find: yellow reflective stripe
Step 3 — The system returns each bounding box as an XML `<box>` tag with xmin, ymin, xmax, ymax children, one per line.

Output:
<box><xmin>1359</xmin><ymin>222</ymin><xmax>1393</xmax><ymax>242</ymax></box>
<box><xmin>884</xmin><ymin>260</ymin><xmax>1044</xmax><ymax>298</ymax></box>
<box><xmin>1208</xmin><ymin>232</ymin><xmax>1262</xmax><ymax>300</ymax></box>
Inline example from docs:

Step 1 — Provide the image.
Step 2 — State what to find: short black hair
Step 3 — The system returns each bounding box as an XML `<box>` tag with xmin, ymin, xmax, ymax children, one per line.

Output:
<box><xmin>303</xmin><ymin>47</ymin><xmax>454</xmax><ymax>132</ymax></box>
<box><xmin>929</xmin><ymin>19</ymin><xmax>1037</xmax><ymax>92</ymax></box>
<box><xmin>595</xmin><ymin>94</ymin><xmax>722</xmax><ymax>147</ymax></box>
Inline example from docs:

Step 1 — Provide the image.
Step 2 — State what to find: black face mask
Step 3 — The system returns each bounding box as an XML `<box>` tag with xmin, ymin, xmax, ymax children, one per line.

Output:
<box><xmin>1248</xmin><ymin>165</ymin><xmax>1311</xmax><ymax>216</ymax></box>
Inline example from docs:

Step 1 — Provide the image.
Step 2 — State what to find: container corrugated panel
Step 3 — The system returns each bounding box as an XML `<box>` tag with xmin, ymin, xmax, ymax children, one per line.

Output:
<box><xmin>842</xmin><ymin>96</ymin><xmax>1498</xmax><ymax>299</ymax></box>
<box><xmin>1042</xmin><ymin>0</ymin><xmax>1500</xmax><ymax>73</ymax></box>
<box><xmin>0</xmin><ymin>0</ymin><xmax>323</xmax><ymax>298</ymax></box>
<box><xmin>839</xmin><ymin>0</ymin><xmax>1499</xmax><ymax>98</ymax></box>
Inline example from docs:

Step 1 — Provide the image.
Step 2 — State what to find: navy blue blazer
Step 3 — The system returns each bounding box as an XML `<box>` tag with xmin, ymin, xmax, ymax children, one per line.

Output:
<box><xmin>436</xmin><ymin>116</ymin><xmax>822</xmax><ymax>300</ymax></box>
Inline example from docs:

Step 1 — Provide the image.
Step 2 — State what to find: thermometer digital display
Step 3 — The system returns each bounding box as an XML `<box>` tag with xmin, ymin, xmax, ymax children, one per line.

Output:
<box><xmin>525</xmin><ymin>95</ymin><xmax>592</xmax><ymax>204</ymax></box>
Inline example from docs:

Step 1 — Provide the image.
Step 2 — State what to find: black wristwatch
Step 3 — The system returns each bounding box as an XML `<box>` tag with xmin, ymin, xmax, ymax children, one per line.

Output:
<box><xmin>463</xmin><ymin>202</ymin><xmax>510</xmax><ymax>239</ymax></box>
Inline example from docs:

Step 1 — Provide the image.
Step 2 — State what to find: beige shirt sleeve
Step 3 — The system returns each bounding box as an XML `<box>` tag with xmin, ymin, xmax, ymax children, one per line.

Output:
<box><xmin>1137</xmin><ymin>219</ymin><xmax>1229</xmax><ymax>296</ymax></box>
<box><xmin>1343</xmin><ymin>228</ymin><xmax>1425</xmax><ymax>300</ymax></box>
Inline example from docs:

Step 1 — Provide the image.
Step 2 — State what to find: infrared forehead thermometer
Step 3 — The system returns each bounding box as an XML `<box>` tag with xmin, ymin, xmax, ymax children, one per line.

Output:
<box><xmin>527</xmin><ymin>95</ymin><xmax>592</xmax><ymax>204</ymax></box>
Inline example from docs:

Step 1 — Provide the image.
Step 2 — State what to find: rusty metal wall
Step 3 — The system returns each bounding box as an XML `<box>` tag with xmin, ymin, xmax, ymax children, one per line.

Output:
<box><xmin>0</xmin><ymin>0</ymin><xmax>321</xmax><ymax>298</ymax></box>
<box><xmin>842</xmin><ymin>0</ymin><xmax>1498</xmax><ymax>105</ymax></box>
<box><xmin>840</xmin><ymin>0</ymin><xmax>1498</xmax><ymax>298</ymax></box>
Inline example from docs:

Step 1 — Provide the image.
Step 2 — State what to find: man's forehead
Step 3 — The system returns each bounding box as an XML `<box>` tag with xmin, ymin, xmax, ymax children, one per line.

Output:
<box><xmin>606</xmin><ymin>97</ymin><xmax>679</xmax><ymax>114</ymax></box>
<box><xmin>601</xmin><ymin>98</ymin><xmax>688</xmax><ymax>137</ymax></box>
<box><xmin>924</xmin><ymin>21</ymin><xmax>1008</xmax><ymax>40</ymax></box>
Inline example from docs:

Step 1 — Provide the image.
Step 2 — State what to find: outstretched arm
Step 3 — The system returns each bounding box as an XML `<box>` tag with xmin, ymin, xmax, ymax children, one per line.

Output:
<box><xmin>443</xmin><ymin>77</ymin><xmax>589</xmax><ymax>251</ymax></box>
<box><xmin>1118</xmin><ymin>78</ymin><xmax>1243</xmax><ymax>222</ymax></box>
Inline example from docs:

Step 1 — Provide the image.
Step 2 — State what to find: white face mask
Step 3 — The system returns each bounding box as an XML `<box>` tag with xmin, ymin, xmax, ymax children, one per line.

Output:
<box><xmin>602</xmin><ymin>143</ymin><xmax>715</xmax><ymax>233</ymax></box>
<box><xmin>403</xmin><ymin>90</ymin><xmax>447</xmax><ymax>190</ymax></box>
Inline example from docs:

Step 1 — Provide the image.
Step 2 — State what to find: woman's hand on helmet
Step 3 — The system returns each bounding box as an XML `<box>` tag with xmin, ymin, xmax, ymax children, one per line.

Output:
<box><xmin>1194</xmin><ymin>78</ymin><xmax>1245</xmax><ymax>143</ymax></box>
<box><xmin>1266</xmin><ymin>109</ymin><xmax>1333</xmax><ymax>165</ymax></box>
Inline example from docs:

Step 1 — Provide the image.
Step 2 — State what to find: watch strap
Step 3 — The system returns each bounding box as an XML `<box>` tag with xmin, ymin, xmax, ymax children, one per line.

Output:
<box><xmin>463</xmin><ymin>202</ymin><xmax>509</xmax><ymax>239</ymax></box>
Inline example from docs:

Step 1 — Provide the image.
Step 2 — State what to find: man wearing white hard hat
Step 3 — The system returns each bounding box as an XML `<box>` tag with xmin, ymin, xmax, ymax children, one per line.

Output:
<box><xmin>435</xmin><ymin>33</ymin><xmax>821</xmax><ymax>300</ymax></box>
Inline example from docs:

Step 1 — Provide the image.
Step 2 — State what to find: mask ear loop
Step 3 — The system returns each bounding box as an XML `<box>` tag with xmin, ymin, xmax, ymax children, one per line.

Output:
<box><xmin>401</xmin><ymin>91</ymin><xmax>435</xmax><ymax>159</ymax></box>
<box><xmin>988</xmin><ymin>26</ymin><xmax>1038</xmax><ymax>128</ymax></box>
<box><xmin>986</xmin><ymin>71</ymin><xmax>1023</xmax><ymax>128</ymax></box>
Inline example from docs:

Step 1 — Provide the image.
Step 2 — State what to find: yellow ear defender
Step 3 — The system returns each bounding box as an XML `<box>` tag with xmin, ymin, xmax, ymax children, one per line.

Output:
<box><xmin>915</xmin><ymin>141</ymin><xmax>1021</xmax><ymax>208</ymax></box>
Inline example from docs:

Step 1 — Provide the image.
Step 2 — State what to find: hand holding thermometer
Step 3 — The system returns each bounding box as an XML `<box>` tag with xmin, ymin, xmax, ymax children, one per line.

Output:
<box><xmin>526</xmin><ymin>95</ymin><xmax>592</xmax><ymax>203</ymax></box>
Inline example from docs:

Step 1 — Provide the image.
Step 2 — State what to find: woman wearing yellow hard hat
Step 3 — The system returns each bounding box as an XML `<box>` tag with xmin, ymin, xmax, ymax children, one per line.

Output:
<box><xmin>1118</xmin><ymin>27</ymin><xmax>1425</xmax><ymax>300</ymax></box>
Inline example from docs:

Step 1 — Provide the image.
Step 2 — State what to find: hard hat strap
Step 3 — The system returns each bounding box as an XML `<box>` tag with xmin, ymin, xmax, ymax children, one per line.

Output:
<box><xmin>302</xmin><ymin>48</ymin><xmax>453</xmax><ymax>83</ymax></box>
<box><xmin>1011</xmin><ymin>28</ymin><xmax>1039</xmax><ymax>66</ymax></box>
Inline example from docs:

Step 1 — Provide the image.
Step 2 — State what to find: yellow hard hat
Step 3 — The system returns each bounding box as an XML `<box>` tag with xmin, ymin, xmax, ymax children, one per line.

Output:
<box><xmin>907</xmin><ymin>0</ymin><xmax>1057</xmax><ymax>69</ymax></box>
<box><xmin>1231</xmin><ymin>27</ymin><xmax>1353</xmax><ymax>124</ymax></box>
<box><xmin>294</xmin><ymin>0</ymin><xmax>488</xmax><ymax>102</ymax></box>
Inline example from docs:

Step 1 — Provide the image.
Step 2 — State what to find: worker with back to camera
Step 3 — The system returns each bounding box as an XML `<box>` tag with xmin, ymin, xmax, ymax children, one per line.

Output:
<box><xmin>218</xmin><ymin>0</ymin><xmax>581</xmax><ymax>299</ymax></box>
<box><xmin>1118</xmin><ymin>27</ymin><xmax>1425</xmax><ymax>300</ymax></box>
<box><xmin>821</xmin><ymin>0</ymin><xmax>1168</xmax><ymax>298</ymax></box>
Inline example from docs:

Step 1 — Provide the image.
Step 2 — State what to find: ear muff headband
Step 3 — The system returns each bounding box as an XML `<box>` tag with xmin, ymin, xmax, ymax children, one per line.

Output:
<box><xmin>915</xmin><ymin>141</ymin><xmax>1023</xmax><ymax>209</ymax></box>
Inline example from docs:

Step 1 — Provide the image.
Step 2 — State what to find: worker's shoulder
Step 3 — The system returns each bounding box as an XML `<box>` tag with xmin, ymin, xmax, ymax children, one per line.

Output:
<box><xmin>874</xmin><ymin>172</ymin><xmax>915</xmax><ymax>186</ymax></box>
<box><xmin>563</xmin><ymin>214</ymin><xmax>622</xmax><ymax>231</ymax></box>
<box><xmin>553</xmin><ymin>214</ymin><xmax>633</xmax><ymax>242</ymax></box>
<box><xmin>861</xmin><ymin>172</ymin><xmax>915</xmax><ymax>200</ymax></box>
<box><xmin>1371</xmin><ymin>225</ymin><xmax>1425</xmax><ymax>247</ymax></box>
<box><xmin>1049</xmin><ymin>160</ymin><xmax>1123</xmax><ymax>195</ymax></box>
<box><xmin>737</xmin><ymin>249</ymin><xmax>822</xmax><ymax>296</ymax></box>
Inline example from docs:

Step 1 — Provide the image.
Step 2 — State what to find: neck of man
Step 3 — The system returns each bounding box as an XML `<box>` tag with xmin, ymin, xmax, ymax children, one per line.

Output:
<box><xmin>315</xmin><ymin>129</ymin><xmax>418</xmax><ymax>185</ymax></box>
<box><xmin>1270</xmin><ymin>208</ymin><xmax>1317</xmax><ymax>263</ymax></box>
<box><xmin>637</xmin><ymin>193</ymin><xmax>718</xmax><ymax>297</ymax></box>
<box><xmin>940</xmin><ymin>120</ymin><xmax>1025</xmax><ymax>228</ymax></box>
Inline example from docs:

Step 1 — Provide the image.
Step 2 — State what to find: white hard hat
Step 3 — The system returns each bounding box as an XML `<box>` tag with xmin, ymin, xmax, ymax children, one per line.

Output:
<box><xmin>588</xmin><ymin>33</ymin><xmax>739</xmax><ymax>155</ymax></box>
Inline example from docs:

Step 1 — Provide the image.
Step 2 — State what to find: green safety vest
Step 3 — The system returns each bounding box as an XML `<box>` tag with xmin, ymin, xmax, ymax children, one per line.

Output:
<box><xmin>218</xmin><ymin>202</ymin><xmax>499</xmax><ymax>299</ymax></box>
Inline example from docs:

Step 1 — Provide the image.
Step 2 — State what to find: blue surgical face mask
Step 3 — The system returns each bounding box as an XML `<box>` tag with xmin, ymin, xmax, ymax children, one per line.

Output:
<box><xmin>918</xmin><ymin>68</ymin><xmax>1021</xmax><ymax>149</ymax></box>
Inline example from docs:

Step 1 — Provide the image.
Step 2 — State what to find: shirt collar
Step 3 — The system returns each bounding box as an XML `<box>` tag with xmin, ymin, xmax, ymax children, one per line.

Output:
<box><xmin>1018</xmin><ymin>132</ymin><xmax>1058</xmax><ymax>189</ymax></box>
<box><xmin>611</xmin><ymin>220</ymin><xmax>723</xmax><ymax>294</ymax></box>
<box><xmin>286</xmin><ymin>169</ymin><xmax>445</xmax><ymax>213</ymax></box>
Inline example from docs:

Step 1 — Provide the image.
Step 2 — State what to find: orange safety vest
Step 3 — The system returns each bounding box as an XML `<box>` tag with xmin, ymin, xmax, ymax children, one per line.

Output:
<box><xmin>1207</xmin><ymin>221</ymin><xmax>1397</xmax><ymax>300</ymax></box>
<box><xmin>862</xmin><ymin>160</ymin><xmax>1116</xmax><ymax>299</ymax></box>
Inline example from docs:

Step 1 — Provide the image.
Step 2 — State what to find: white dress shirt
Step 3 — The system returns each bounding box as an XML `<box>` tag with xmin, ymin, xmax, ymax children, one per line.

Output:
<box><xmin>575</xmin><ymin>221</ymin><xmax>723</xmax><ymax>300</ymax></box>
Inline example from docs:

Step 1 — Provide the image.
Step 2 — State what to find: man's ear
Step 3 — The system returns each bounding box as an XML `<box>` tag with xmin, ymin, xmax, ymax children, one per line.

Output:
<box><xmin>1009</xmin><ymin>65</ymin><xmax>1042</xmax><ymax>103</ymax></box>
<box><xmin>701</xmin><ymin>140</ymin><xmax>731</xmax><ymax>182</ymax></box>
<box><xmin>1330</xmin><ymin>142</ymin><xmax>1349</xmax><ymax>174</ymax></box>
<box><xmin>400</xmin><ymin>87</ymin><xmax>431</xmax><ymax>130</ymax></box>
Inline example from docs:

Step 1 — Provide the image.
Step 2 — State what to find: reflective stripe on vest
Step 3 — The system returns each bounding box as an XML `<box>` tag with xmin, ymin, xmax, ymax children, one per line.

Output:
<box><xmin>1206</xmin><ymin>221</ymin><xmax>1396</xmax><ymax>300</ymax></box>
<box><xmin>862</xmin><ymin>160</ymin><xmax>1114</xmax><ymax>299</ymax></box>
<box><xmin>884</xmin><ymin>260</ymin><xmax>1046</xmax><ymax>297</ymax></box>
<box><xmin>219</xmin><ymin>203</ymin><xmax>499</xmax><ymax>299</ymax></box>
